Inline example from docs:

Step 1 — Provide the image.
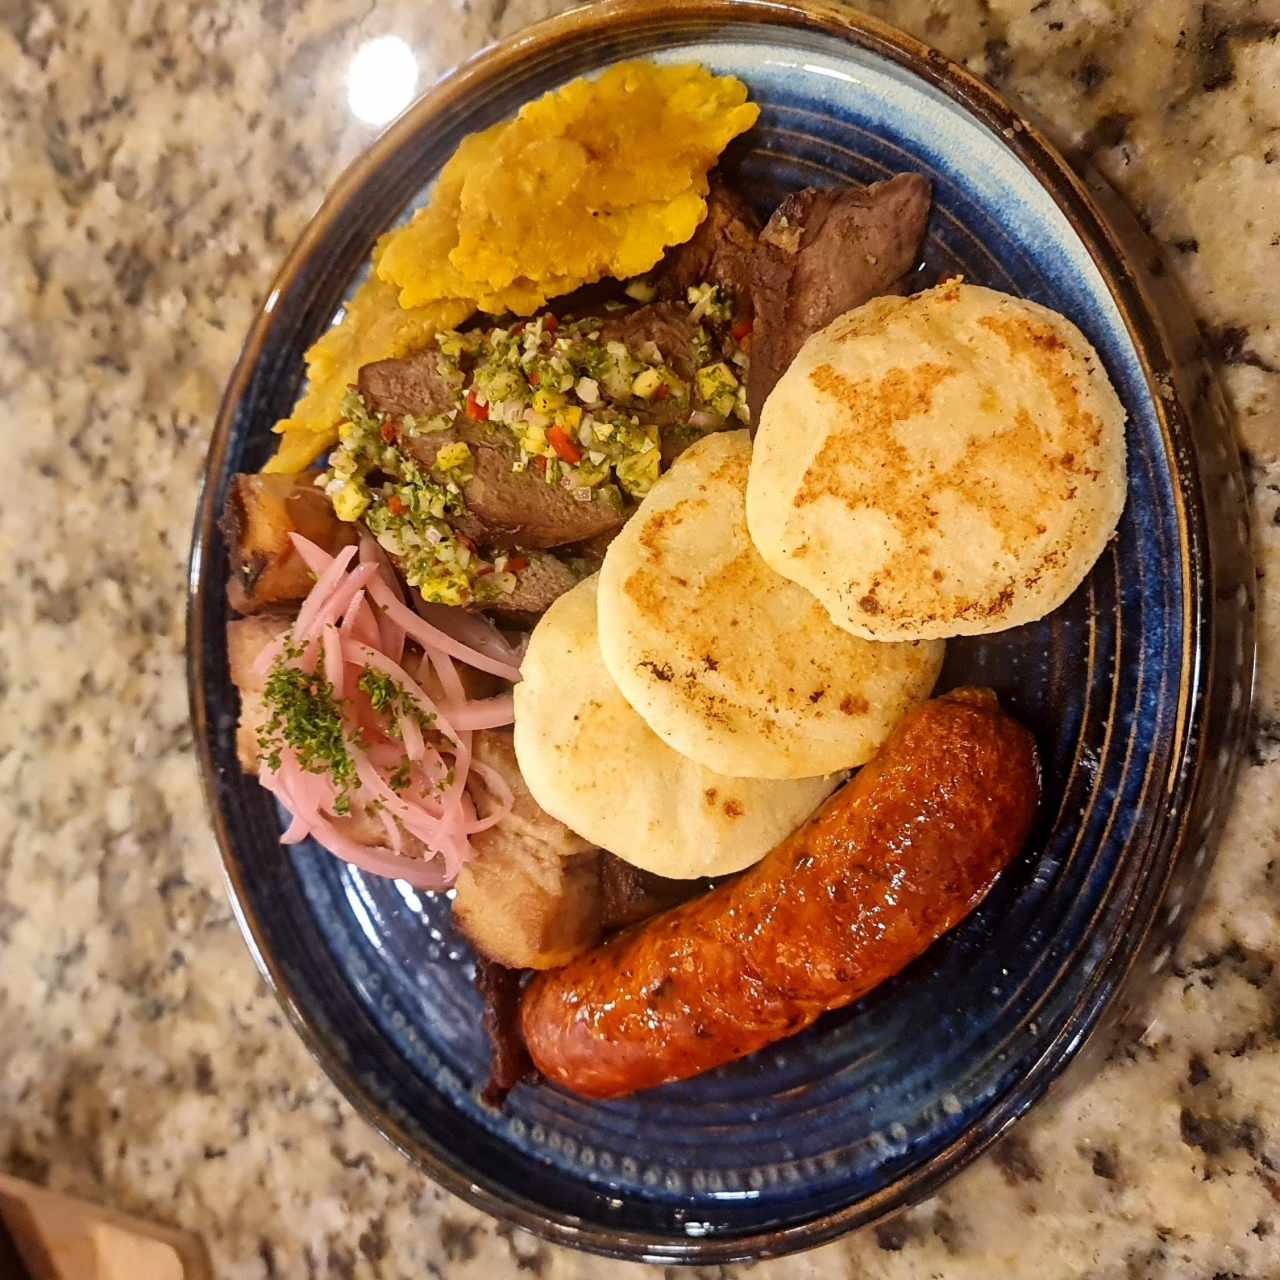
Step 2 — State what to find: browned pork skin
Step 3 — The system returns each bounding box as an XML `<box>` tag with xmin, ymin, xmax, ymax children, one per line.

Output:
<box><xmin>452</xmin><ymin>732</ymin><xmax>604</xmax><ymax>970</ymax></box>
<box><xmin>597</xmin><ymin>853</ymin><xmax>718</xmax><ymax>932</ymax></box>
<box><xmin>222</xmin><ymin>473</ymin><xmax>358</xmax><ymax>613</ymax></box>
<box><xmin>474</xmin><ymin>959</ymin><xmax>533</xmax><ymax>1105</ymax></box>
<box><xmin>472</xmin><ymin>850</ymin><xmax>727</xmax><ymax>1104</ymax></box>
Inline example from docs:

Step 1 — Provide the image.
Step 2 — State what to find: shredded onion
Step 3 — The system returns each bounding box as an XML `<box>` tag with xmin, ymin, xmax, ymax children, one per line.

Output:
<box><xmin>320</xmin><ymin>625</ymin><xmax>343</xmax><ymax>697</ymax></box>
<box><xmin>366</xmin><ymin>574</ymin><xmax>522</xmax><ymax>681</ymax></box>
<box><xmin>399</xmin><ymin>711</ymin><xmax>426</xmax><ymax>762</ymax></box>
<box><xmin>258</xmin><ymin>534</ymin><xmax>519</xmax><ymax>888</ymax></box>
<box><xmin>291</xmin><ymin>535</ymin><xmax>338</xmax><ymax>577</ymax></box>
<box><xmin>377</xmin><ymin>807</ymin><xmax>404</xmax><ymax>856</ymax></box>
<box><xmin>423</xmin><ymin>647</ymin><xmax>466</xmax><ymax>707</ymax></box>
<box><xmin>415</xmin><ymin>600</ymin><xmax>521</xmax><ymax>665</ymax></box>
<box><xmin>358</xmin><ymin>532</ymin><xmax>407</xmax><ymax>664</ymax></box>
<box><xmin>441</xmin><ymin>693</ymin><xmax>515</xmax><ymax>731</ymax></box>
<box><xmin>342</xmin><ymin>591</ymin><xmax>382</xmax><ymax>651</ymax></box>
<box><xmin>279</xmin><ymin>809</ymin><xmax>311</xmax><ymax>845</ymax></box>
<box><xmin>293</xmin><ymin>544</ymin><xmax>358</xmax><ymax>637</ymax></box>
<box><xmin>300</xmin><ymin>562</ymin><xmax>378</xmax><ymax>643</ymax></box>
<box><xmin>346</xmin><ymin>639</ymin><xmax>461</xmax><ymax>748</ymax></box>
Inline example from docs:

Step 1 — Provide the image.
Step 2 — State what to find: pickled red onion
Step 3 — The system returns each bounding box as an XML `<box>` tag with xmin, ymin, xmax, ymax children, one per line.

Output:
<box><xmin>415</xmin><ymin>600</ymin><xmax>521</xmax><ymax>666</ymax></box>
<box><xmin>358</xmin><ymin>532</ymin><xmax>406</xmax><ymax>664</ymax></box>
<box><xmin>399</xmin><ymin>710</ymin><xmax>426</xmax><ymax>762</ymax></box>
<box><xmin>345</xmin><ymin>639</ymin><xmax>461</xmax><ymax>747</ymax></box>
<box><xmin>441</xmin><ymin>693</ymin><xmax>516</xmax><ymax>731</ymax></box>
<box><xmin>293</xmin><ymin>544</ymin><xmax>358</xmax><ymax>637</ymax></box>
<box><xmin>258</xmin><ymin>534</ymin><xmax>520</xmax><ymax>889</ymax></box>
<box><xmin>365</xmin><ymin>574</ymin><xmax>522</xmax><ymax>681</ymax></box>
<box><xmin>322</xmin><ymin>625</ymin><xmax>344</xmax><ymax>697</ymax></box>
<box><xmin>342</xmin><ymin>591</ymin><xmax>382</xmax><ymax>650</ymax></box>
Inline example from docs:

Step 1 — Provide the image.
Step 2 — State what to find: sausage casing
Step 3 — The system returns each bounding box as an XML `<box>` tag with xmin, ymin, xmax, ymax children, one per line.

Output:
<box><xmin>520</xmin><ymin>689</ymin><xmax>1040</xmax><ymax>1099</ymax></box>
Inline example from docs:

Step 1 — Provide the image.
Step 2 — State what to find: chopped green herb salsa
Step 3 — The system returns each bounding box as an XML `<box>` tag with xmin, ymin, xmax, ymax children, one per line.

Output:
<box><xmin>319</xmin><ymin>279</ymin><xmax>749</xmax><ymax>605</ymax></box>
<box><xmin>357</xmin><ymin>668</ymin><xmax>434</xmax><ymax>729</ymax></box>
<box><xmin>320</xmin><ymin>390</ymin><xmax>518</xmax><ymax>607</ymax></box>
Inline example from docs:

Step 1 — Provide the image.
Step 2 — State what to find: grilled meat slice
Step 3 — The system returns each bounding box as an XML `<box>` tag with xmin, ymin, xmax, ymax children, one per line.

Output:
<box><xmin>594</xmin><ymin>301</ymin><xmax>700</xmax><ymax>385</ymax></box>
<box><xmin>355</xmin><ymin>349</ymin><xmax>456</xmax><ymax>420</ymax></box>
<box><xmin>554</xmin><ymin>527</ymin><xmax>620</xmax><ymax>579</ymax></box>
<box><xmin>359</xmin><ymin>353</ymin><xmax>627</xmax><ymax>549</ymax></box>
<box><xmin>483</xmin><ymin>551</ymin><xmax>581</xmax><ymax>626</ymax></box>
<box><xmin>747</xmin><ymin>173</ymin><xmax>932</xmax><ymax>422</ymax></box>
<box><xmin>597</xmin><ymin>852</ymin><xmax>715</xmax><ymax>933</ymax></box>
<box><xmin>427</xmin><ymin>422</ymin><xmax>625</xmax><ymax>549</ymax></box>
<box><xmin>222</xmin><ymin>473</ymin><xmax>358</xmax><ymax>614</ymax></box>
<box><xmin>660</xmin><ymin>178</ymin><xmax>760</xmax><ymax>321</ymax></box>
<box><xmin>594</xmin><ymin>302</ymin><xmax>711</xmax><ymax>463</ymax></box>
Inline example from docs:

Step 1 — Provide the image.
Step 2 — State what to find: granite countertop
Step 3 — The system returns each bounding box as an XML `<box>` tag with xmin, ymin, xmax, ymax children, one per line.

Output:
<box><xmin>1</xmin><ymin>0</ymin><xmax>1277</xmax><ymax>1276</ymax></box>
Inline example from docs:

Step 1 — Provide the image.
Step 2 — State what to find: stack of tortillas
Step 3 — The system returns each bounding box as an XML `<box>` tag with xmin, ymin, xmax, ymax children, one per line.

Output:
<box><xmin>516</xmin><ymin>281</ymin><xmax>1125</xmax><ymax>879</ymax></box>
<box><xmin>516</xmin><ymin>430</ymin><xmax>943</xmax><ymax>878</ymax></box>
<box><xmin>515</xmin><ymin>576</ymin><xmax>841</xmax><ymax>879</ymax></box>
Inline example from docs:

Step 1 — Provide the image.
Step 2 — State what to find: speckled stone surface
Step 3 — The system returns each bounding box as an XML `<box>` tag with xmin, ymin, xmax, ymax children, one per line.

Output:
<box><xmin>1</xmin><ymin>1</ymin><xmax>1277</xmax><ymax>1276</ymax></box>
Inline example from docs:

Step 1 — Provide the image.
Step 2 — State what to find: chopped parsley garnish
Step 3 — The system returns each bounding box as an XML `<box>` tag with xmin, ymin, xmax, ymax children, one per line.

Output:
<box><xmin>357</xmin><ymin>668</ymin><xmax>434</xmax><ymax>729</ymax></box>
<box><xmin>257</xmin><ymin>659</ymin><xmax>432</xmax><ymax>812</ymax></box>
<box><xmin>258</xmin><ymin>659</ymin><xmax>359</xmax><ymax>814</ymax></box>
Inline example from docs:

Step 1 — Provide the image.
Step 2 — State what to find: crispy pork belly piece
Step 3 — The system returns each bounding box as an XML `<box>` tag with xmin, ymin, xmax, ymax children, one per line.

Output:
<box><xmin>222</xmin><ymin>473</ymin><xmax>358</xmax><ymax>614</ymax></box>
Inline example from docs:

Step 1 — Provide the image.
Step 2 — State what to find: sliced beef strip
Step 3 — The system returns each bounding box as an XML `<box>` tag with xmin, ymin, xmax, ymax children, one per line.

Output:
<box><xmin>747</xmin><ymin>172</ymin><xmax>932</xmax><ymax>423</ymax></box>
<box><xmin>474</xmin><ymin>959</ymin><xmax>534</xmax><ymax>1105</ymax></box>
<box><xmin>590</xmin><ymin>301</ymin><xmax>722</xmax><ymax>463</ymax></box>
<box><xmin>482</xmin><ymin>550</ymin><xmax>581</xmax><ymax>626</ymax></box>
<box><xmin>356</xmin><ymin>349</ymin><xmax>457</xmax><ymax>421</ymax></box>
<box><xmin>659</xmin><ymin>178</ymin><xmax>760</xmax><ymax>321</ymax></box>
<box><xmin>591</xmin><ymin>301</ymin><xmax>729</xmax><ymax>464</ymax></box>
<box><xmin>553</xmin><ymin>527</ymin><xmax>620</xmax><ymax>578</ymax></box>
<box><xmin>441</xmin><ymin>424</ymin><xmax>626</xmax><ymax>549</ymax></box>
<box><xmin>359</xmin><ymin>352</ymin><xmax>627</xmax><ymax>549</ymax></box>
<box><xmin>593</xmin><ymin>300</ymin><xmax>700</xmax><ymax>380</ymax></box>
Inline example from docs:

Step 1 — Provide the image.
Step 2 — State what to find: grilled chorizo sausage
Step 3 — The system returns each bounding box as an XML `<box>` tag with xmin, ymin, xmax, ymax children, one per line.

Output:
<box><xmin>520</xmin><ymin>689</ymin><xmax>1040</xmax><ymax>1099</ymax></box>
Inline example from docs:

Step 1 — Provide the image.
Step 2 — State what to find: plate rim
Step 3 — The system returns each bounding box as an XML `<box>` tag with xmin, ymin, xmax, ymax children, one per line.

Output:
<box><xmin>186</xmin><ymin>0</ymin><xmax>1256</xmax><ymax>1262</ymax></box>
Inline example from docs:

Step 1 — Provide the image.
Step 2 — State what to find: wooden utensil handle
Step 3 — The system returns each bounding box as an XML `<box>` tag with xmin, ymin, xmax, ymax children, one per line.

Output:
<box><xmin>0</xmin><ymin>1174</ymin><xmax>211</xmax><ymax>1280</ymax></box>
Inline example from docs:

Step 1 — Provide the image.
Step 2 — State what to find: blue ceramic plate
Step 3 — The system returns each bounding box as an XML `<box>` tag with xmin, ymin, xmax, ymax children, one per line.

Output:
<box><xmin>188</xmin><ymin>0</ymin><xmax>1255</xmax><ymax>1262</ymax></box>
